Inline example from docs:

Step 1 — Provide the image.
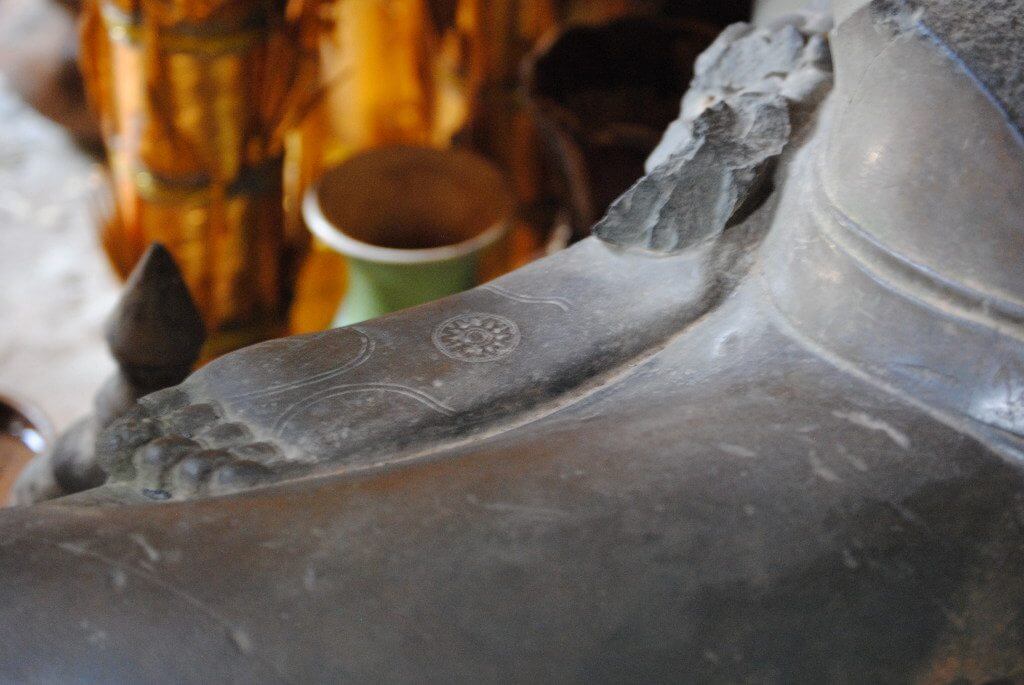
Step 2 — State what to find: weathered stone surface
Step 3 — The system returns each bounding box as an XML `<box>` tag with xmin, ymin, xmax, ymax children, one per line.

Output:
<box><xmin>97</xmin><ymin>390</ymin><xmax>291</xmax><ymax>500</ymax></box>
<box><xmin>871</xmin><ymin>0</ymin><xmax>1024</xmax><ymax>132</ymax></box>
<box><xmin>594</xmin><ymin>96</ymin><xmax>791</xmax><ymax>252</ymax></box>
<box><xmin>594</xmin><ymin>15</ymin><xmax>833</xmax><ymax>253</ymax></box>
<box><xmin>755</xmin><ymin>0</ymin><xmax>832</xmax><ymax>24</ymax></box>
<box><xmin>649</xmin><ymin>16</ymin><xmax>832</xmax><ymax>171</ymax></box>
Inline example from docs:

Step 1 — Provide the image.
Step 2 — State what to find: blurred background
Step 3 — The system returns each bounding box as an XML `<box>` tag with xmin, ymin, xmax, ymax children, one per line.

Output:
<box><xmin>0</xmin><ymin>0</ymin><xmax>762</xmax><ymax>437</ymax></box>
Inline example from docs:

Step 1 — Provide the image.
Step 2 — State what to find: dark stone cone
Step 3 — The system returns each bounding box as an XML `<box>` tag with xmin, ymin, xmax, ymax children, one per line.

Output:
<box><xmin>104</xmin><ymin>243</ymin><xmax>206</xmax><ymax>374</ymax></box>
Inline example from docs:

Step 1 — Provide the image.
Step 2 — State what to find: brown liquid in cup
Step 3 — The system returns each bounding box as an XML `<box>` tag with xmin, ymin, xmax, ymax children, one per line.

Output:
<box><xmin>316</xmin><ymin>146</ymin><xmax>513</xmax><ymax>251</ymax></box>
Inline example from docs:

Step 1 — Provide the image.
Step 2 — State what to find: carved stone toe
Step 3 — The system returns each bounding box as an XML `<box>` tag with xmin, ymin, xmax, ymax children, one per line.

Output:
<box><xmin>228</xmin><ymin>442</ymin><xmax>281</xmax><ymax>461</ymax></box>
<box><xmin>133</xmin><ymin>436</ymin><xmax>200</xmax><ymax>489</ymax></box>
<box><xmin>95</xmin><ymin>415</ymin><xmax>159</xmax><ymax>480</ymax></box>
<box><xmin>138</xmin><ymin>387</ymin><xmax>191</xmax><ymax>414</ymax></box>
<box><xmin>159</xmin><ymin>403</ymin><xmax>222</xmax><ymax>438</ymax></box>
<box><xmin>97</xmin><ymin>388</ymin><xmax>288</xmax><ymax>500</ymax></box>
<box><xmin>200</xmin><ymin>422</ymin><xmax>254</xmax><ymax>447</ymax></box>
<box><xmin>208</xmin><ymin>460</ymin><xmax>274</xmax><ymax>494</ymax></box>
<box><xmin>169</xmin><ymin>449</ymin><xmax>234</xmax><ymax>497</ymax></box>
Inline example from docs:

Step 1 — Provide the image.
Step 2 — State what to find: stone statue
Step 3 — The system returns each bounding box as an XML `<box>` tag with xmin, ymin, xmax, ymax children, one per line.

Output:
<box><xmin>11</xmin><ymin>243</ymin><xmax>205</xmax><ymax>505</ymax></box>
<box><xmin>2</xmin><ymin>0</ymin><xmax>1023</xmax><ymax>680</ymax></box>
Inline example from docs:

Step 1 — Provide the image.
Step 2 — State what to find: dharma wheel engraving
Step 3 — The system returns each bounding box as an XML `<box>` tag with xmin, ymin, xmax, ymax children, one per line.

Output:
<box><xmin>432</xmin><ymin>313</ymin><xmax>521</xmax><ymax>363</ymax></box>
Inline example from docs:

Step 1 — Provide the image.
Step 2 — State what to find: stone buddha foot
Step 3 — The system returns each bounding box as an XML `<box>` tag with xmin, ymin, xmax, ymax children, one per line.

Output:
<box><xmin>1</xmin><ymin>1</ymin><xmax>1023</xmax><ymax>680</ymax></box>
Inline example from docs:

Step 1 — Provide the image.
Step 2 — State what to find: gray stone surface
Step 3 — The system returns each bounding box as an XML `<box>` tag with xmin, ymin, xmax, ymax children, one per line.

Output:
<box><xmin>755</xmin><ymin>0</ymin><xmax>833</xmax><ymax>24</ymax></box>
<box><xmin>593</xmin><ymin>95</ymin><xmax>791</xmax><ymax>252</ymax></box>
<box><xmin>594</xmin><ymin>16</ymin><xmax>832</xmax><ymax>253</ymax></box>
<box><xmin>872</xmin><ymin>0</ymin><xmax>1024</xmax><ymax>133</ymax></box>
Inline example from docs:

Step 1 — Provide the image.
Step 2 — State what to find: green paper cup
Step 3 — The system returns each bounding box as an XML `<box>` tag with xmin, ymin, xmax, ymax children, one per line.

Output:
<box><xmin>303</xmin><ymin>146</ymin><xmax>514</xmax><ymax>327</ymax></box>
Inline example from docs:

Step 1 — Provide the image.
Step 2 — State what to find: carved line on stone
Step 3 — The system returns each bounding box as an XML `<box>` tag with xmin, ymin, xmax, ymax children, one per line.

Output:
<box><xmin>481</xmin><ymin>285</ymin><xmax>571</xmax><ymax>312</ymax></box>
<box><xmin>273</xmin><ymin>383</ymin><xmax>456</xmax><ymax>435</ymax></box>
<box><xmin>44</xmin><ymin>538</ymin><xmax>262</xmax><ymax>665</ymax></box>
<box><xmin>225</xmin><ymin>327</ymin><xmax>375</xmax><ymax>401</ymax></box>
<box><xmin>812</xmin><ymin>177</ymin><xmax>1024</xmax><ymax>338</ymax></box>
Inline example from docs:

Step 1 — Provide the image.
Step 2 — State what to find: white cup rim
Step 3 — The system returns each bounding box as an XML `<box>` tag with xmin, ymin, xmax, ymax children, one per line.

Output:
<box><xmin>303</xmin><ymin>189</ymin><xmax>510</xmax><ymax>265</ymax></box>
